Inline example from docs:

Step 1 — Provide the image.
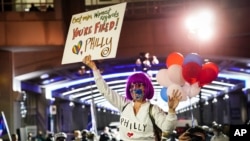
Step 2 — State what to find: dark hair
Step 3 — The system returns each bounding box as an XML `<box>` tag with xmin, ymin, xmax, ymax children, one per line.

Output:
<box><xmin>187</xmin><ymin>126</ymin><xmax>206</xmax><ymax>141</ymax></box>
<box><xmin>212</xmin><ymin>124</ymin><xmax>222</xmax><ymax>132</ymax></box>
<box><xmin>125</xmin><ymin>73</ymin><xmax>154</xmax><ymax>100</ymax></box>
<box><xmin>56</xmin><ymin>137</ymin><xmax>66</xmax><ymax>141</ymax></box>
<box><xmin>11</xmin><ymin>134</ymin><xmax>18</xmax><ymax>140</ymax></box>
<box><xmin>48</xmin><ymin>133</ymin><xmax>53</xmax><ymax>138</ymax></box>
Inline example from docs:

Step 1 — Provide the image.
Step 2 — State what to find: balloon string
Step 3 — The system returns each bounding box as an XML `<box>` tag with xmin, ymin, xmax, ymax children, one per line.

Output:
<box><xmin>189</xmin><ymin>97</ymin><xmax>194</xmax><ymax>128</ymax></box>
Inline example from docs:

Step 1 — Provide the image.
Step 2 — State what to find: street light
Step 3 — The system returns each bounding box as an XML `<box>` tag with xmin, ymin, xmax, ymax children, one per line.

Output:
<box><xmin>185</xmin><ymin>9</ymin><xmax>215</xmax><ymax>42</ymax></box>
<box><xmin>185</xmin><ymin>9</ymin><xmax>215</xmax><ymax>125</ymax></box>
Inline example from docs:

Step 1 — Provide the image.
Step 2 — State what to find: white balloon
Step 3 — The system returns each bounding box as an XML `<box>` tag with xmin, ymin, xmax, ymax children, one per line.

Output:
<box><xmin>156</xmin><ymin>69</ymin><xmax>173</xmax><ymax>87</ymax></box>
<box><xmin>190</xmin><ymin>82</ymin><xmax>201</xmax><ymax>97</ymax></box>
<box><xmin>181</xmin><ymin>91</ymin><xmax>188</xmax><ymax>101</ymax></box>
<box><xmin>167</xmin><ymin>84</ymin><xmax>183</xmax><ymax>98</ymax></box>
<box><xmin>182</xmin><ymin>82</ymin><xmax>191</xmax><ymax>97</ymax></box>
<box><xmin>167</xmin><ymin>64</ymin><xmax>185</xmax><ymax>86</ymax></box>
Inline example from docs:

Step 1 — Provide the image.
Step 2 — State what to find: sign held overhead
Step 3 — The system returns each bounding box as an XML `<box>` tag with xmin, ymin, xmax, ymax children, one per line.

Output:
<box><xmin>62</xmin><ymin>2</ymin><xmax>127</xmax><ymax>64</ymax></box>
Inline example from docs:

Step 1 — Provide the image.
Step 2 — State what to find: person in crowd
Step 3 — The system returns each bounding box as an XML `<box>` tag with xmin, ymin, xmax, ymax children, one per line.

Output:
<box><xmin>55</xmin><ymin>132</ymin><xmax>67</xmax><ymax>141</ymax></box>
<box><xmin>45</xmin><ymin>133</ymin><xmax>54</xmax><ymax>141</ymax></box>
<box><xmin>201</xmin><ymin>125</ymin><xmax>212</xmax><ymax>141</ymax></box>
<box><xmin>29</xmin><ymin>3</ymin><xmax>40</xmax><ymax>12</ymax></box>
<box><xmin>11</xmin><ymin>133</ymin><xmax>18</xmax><ymax>141</ymax></box>
<box><xmin>210</xmin><ymin>124</ymin><xmax>229</xmax><ymax>141</ymax></box>
<box><xmin>36</xmin><ymin>130</ymin><xmax>46</xmax><ymax>141</ymax></box>
<box><xmin>99</xmin><ymin>126</ymin><xmax>112</xmax><ymax>141</ymax></box>
<box><xmin>184</xmin><ymin>123</ymin><xmax>190</xmax><ymax>132</ymax></box>
<box><xmin>110</xmin><ymin>127</ymin><xmax>120</xmax><ymax>141</ymax></box>
<box><xmin>82</xmin><ymin>55</ymin><xmax>182</xmax><ymax>141</ymax></box>
<box><xmin>178</xmin><ymin>126</ymin><xmax>206</xmax><ymax>141</ymax></box>
<box><xmin>27</xmin><ymin>132</ymin><xmax>35</xmax><ymax>141</ymax></box>
<box><xmin>81</xmin><ymin>129</ymin><xmax>89</xmax><ymax>141</ymax></box>
<box><xmin>46</xmin><ymin>5</ymin><xmax>54</xmax><ymax>12</ymax></box>
<box><xmin>71</xmin><ymin>130</ymin><xmax>82</xmax><ymax>141</ymax></box>
<box><xmin>167</xmin><ymin>130</ymin><xmax>179</xmax><ymax>141</ymax></box>
<box><xmin>87</xmin><ymin>131</ymin><xmax>97</xmax><ymax>141</ymax></box>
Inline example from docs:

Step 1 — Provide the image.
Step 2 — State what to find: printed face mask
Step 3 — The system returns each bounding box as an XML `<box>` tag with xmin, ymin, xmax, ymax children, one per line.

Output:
<box><xmin>133</xmin><ymin>89</ymin><xmax>144</xmax><ymax>100</ymax></box>
<box><xmin>130</xmin><ymin>83</ymin><xmax>144</xmax><ymax>100</ymax></box>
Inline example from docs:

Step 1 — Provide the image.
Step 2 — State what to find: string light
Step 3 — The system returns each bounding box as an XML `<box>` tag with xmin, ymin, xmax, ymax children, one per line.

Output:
<box><xmin>135</xmin><ymin>52</ymin><xmax>159</xmax><ymax>72</ymax></box>
<box><xmin>69</xmin><ymin>101</ymin><xmax>75</xmax><ymax>107</ymax></box>
<box><xmin>223</xmin><ymin>94</ymin><xmax>229</xmax><ymax>100</ymax></box>
<box><xmin>212</xmin><ymin>98</ymin><xmax>217</xmax><ymax>103</ymax></box>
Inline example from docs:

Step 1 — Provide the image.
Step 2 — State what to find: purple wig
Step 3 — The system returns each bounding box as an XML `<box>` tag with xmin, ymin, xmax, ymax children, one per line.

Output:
<box><xmin>125</xmin><ymin>73</ymin><xmax>154</xmax><ymax>100</ymax></box>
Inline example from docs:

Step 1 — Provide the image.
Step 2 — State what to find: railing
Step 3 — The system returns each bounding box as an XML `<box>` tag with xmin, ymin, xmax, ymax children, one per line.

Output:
<box><xmin>0</xmin><ymin>0</ymin><xmax>54</xmax><ymax>12</ymax></box>
<box><xmin>0</xmin><ymin>0</ymin><xmax>246</xmax><ymax>13</ymax></box>
<box><xmin>0</xmin><ymin>0</ymin><xmax>219</xmax><ymax>12</ymax></box>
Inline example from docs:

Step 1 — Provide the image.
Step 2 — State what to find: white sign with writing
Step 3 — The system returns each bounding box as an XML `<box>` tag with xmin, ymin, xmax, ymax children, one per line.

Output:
<box><xmin>62</xmin><ymin>2</ymin><xmax>127</xmax><ymax>64</ymax></box>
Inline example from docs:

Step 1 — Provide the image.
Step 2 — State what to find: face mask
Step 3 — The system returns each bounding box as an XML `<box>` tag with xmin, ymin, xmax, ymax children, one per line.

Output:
<box><xmin>131</xmin><ymin>88</ymin><xmax>144</xmax><ymax>100</ymax></box>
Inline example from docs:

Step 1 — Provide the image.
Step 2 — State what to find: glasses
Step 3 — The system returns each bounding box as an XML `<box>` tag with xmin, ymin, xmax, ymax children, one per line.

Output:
<box><xmin>130</xmin><ymin>83</ymin><xmax>144</xmax><ymax>88</ymax></box>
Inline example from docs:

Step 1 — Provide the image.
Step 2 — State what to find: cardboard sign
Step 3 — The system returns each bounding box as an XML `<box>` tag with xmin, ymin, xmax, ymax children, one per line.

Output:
<box><xmin>62</xmin><ymin>2</ymin><xmax>127</xmax><ymax>64</ymax></box>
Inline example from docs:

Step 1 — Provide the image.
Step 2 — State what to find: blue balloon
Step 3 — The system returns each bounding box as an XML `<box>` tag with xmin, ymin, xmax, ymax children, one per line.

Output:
<box><xmin>160</xmin><ymin>87</ymin><xmax>168</xmax><ymax>102</ymax></box>
<box><xmin>183</xmin><ymin>53</ymin><xmax>203</xmax><ymax>66</ymax></box>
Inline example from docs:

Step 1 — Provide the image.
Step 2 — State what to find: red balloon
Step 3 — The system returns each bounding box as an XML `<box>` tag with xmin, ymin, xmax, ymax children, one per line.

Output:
<box><xmin>166</xmin><ymin>52</ymin><xmax>184</xmax><ymax>67</ymax></box>
<box><xmin>182</xmin><ymin>62</ymin><xmax>202</xmax><ymax>84</ymax></box>
<box><xmin>203</xmin><ymin>62</ymin><xmax>219</xmax><ymax>74</ymax></box>
<box><xmin>198</xmin><ymin>67</ymin><xmax>218</xmax><ymax>87</ymax></box>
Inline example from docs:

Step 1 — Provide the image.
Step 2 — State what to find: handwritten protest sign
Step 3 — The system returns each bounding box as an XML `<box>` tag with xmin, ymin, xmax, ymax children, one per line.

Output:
<box><xmin>62</xmin><ymin>2</ymin><xmax>127</xmax><ymax>64</ymax></box>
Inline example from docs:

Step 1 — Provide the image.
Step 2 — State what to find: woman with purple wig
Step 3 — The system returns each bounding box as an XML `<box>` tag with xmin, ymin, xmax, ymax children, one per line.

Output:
<box><xmin>83</xmin><ymin>55</ymin><xmax>182</xmax><ymax>141</ymax></box>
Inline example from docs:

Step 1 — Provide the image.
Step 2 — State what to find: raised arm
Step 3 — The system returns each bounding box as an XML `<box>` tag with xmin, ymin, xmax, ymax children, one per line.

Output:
<box><xmin>82</xmin><ymin>55</ymin><xmax>128</xmax><ymax>111</ymax></box>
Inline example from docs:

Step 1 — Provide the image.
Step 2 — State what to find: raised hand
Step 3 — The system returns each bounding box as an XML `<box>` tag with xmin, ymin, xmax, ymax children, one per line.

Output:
<box><xmin>82</xmin><ymin>55</ymin><xmax>97</xmax><ymax>70</ymax></box>
<box><xmin>167</xmin><ymin>89</ymin><xmax>182</xmax><ymax>113</ymax></box>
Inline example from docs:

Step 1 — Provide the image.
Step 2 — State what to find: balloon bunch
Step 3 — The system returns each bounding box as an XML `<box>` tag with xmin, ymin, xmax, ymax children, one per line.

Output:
<box><xmin>156</xmin><ymin>52</ymin><xmax>219</xmax><ymax>102</ymax></box>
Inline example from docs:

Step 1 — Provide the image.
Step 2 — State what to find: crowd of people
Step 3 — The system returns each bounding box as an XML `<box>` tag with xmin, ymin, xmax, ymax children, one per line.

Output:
<box><xmin>7</xmin><ymin>126</ymin><xmax>120</xmax><ymax>141</ymax></box>
<box><xmin>166</xmin><ymin>121</ymin><xmax>230</xmax><ymax>141</ymax></box>
<box><xmin>5</xmin><ymin>121</ymin><xmax>229</xmax><ymax>141</ymax></box>
<box><xmin>2</xmin><ymin>55</ymin><xmax>231</xmax><ymax>141</ymax></box>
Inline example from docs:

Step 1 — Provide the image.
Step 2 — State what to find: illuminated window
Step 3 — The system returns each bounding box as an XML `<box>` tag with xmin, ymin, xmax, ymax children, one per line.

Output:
<box><xmin>1</xmin><ymin>0</ymin><xmax>54</xmax><ymax>12</ymax></box>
